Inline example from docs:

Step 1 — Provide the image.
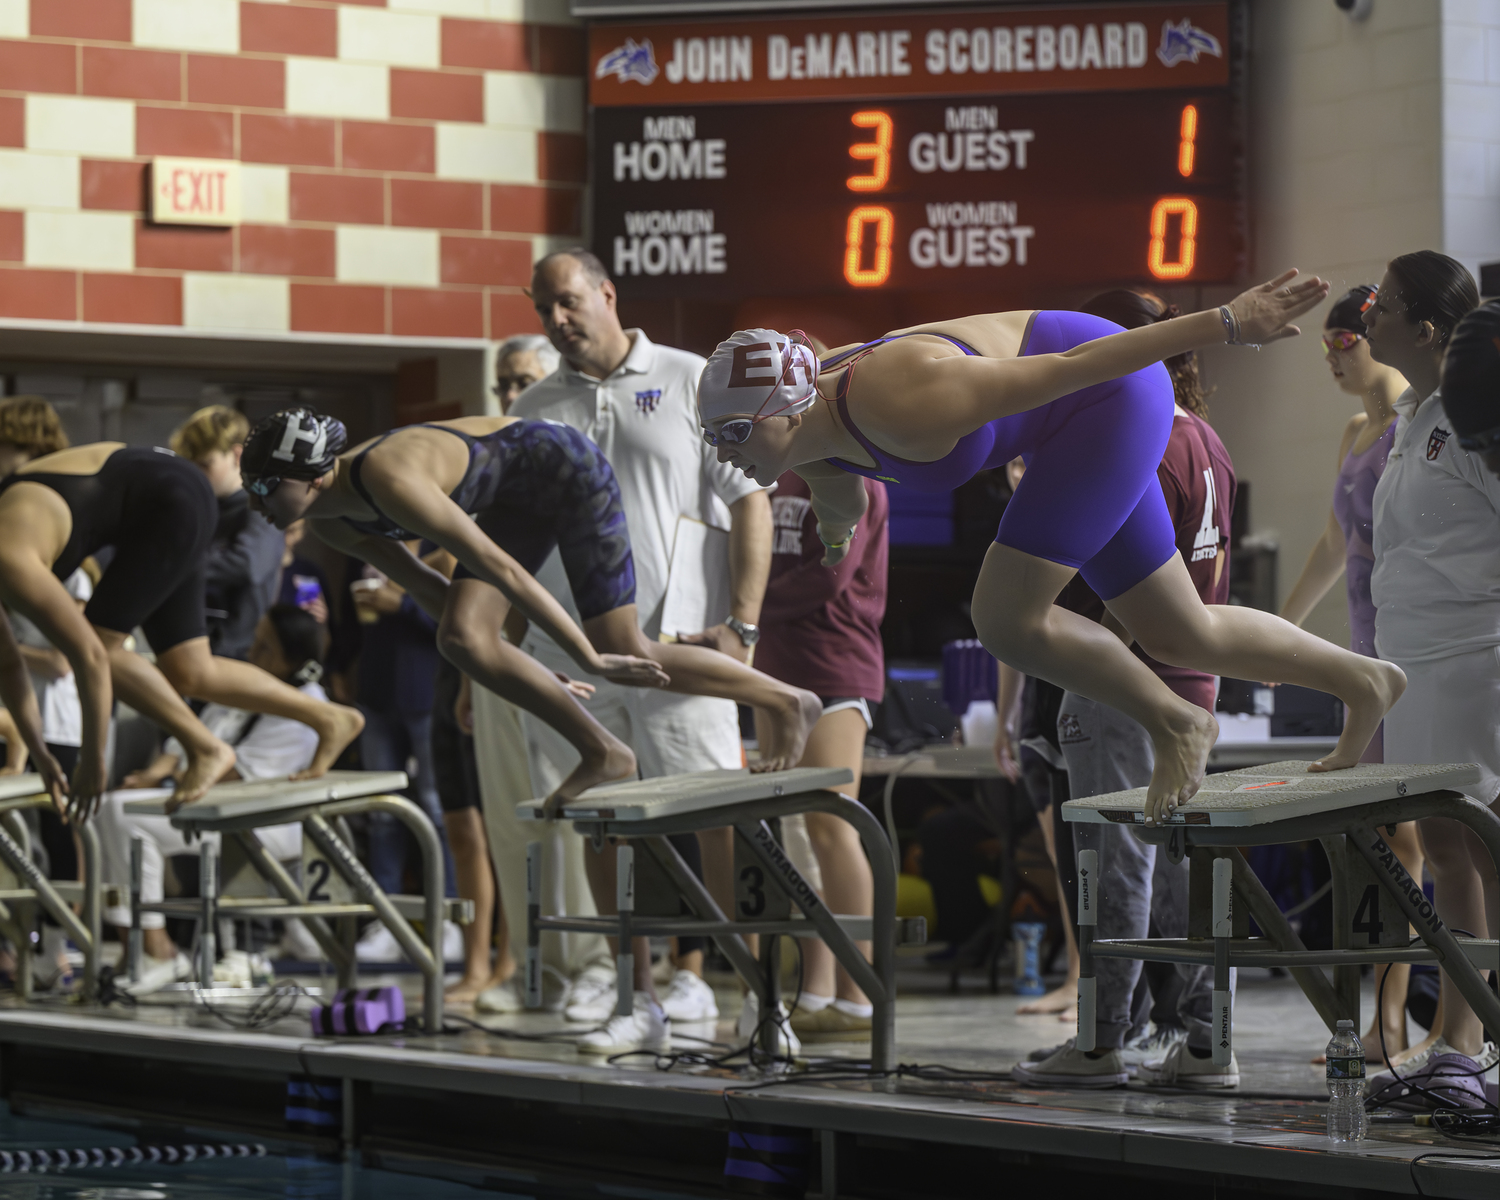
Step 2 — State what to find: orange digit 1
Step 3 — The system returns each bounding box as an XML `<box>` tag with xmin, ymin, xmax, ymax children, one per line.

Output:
<box><xmin>1178</xmin><ymin>104</ymin><xmax>1198</xmax><ymax>177</ymax></box>
<box><xmin>1148</xmin><ymin>198</ymin><xmax>1198</xmax><ymax>280</ymax></box>
<box><xmin>845</xmin><ymin>206</ymin><xmax>893</xmax><ymax>287</ymax></box>
<box><xmin>847</xmin><ymin>111</ymin><xmax>893</xmax><ymax>192</ymax></box>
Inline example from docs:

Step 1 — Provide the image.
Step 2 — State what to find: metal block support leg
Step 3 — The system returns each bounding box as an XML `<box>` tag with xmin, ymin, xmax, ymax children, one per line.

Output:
<box><xmin>525</xmin><ymin>841</ymin><xmax>542</xmax><ymax>1010</ymax></box>
<box><xmin>1211</xmin><ymin>857</ymin><xmax>1232</xmax><ymax>1068</ymax></box>
<box><xmin>1075</xmin><ymin>848</ymin><xmax>1097</xmax><ymax>1052</ymax></box>
<box><xmin>128</xmin><ymin>836</ymin><xmax>143</xmax><ymax>984</ymax></box>
<box><xmin>199</xmin><ymin>842</ymin><xmax>217</xmax><ymax>988</ymax></box>
<box><xmin>616</xmin><ymin>844</ymin><xmax>634</xmax><ymax>1020</ymax></box>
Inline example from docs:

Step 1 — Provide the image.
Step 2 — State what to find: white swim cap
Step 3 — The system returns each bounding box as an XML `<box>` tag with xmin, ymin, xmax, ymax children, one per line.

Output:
<box><xmin>698</xmin><ymin>329</ymin><xmax>820</xmax><ymax>426</ymax></box>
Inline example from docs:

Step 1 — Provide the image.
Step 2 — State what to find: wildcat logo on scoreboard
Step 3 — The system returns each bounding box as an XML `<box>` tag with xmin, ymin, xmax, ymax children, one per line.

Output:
<box><xmin>589</xmin><ymin>2</ymin><xmax>1230</xmax><ymax>106</ymax></box>
<box><xmin>597</xmin><ymin>38</ymin><xmax>660</xmax><ymax>86</ymax></box>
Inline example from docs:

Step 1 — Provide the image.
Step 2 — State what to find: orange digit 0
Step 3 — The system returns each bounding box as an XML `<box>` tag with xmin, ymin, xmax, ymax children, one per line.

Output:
<box><xmin>844</xmin><ymin>206</ymin><xmax>893</xmax><ymax>287</ymax></box>
<box><xmin>1147</xmin><ymin>198</ymin><xmax>1198</xmax><ymax>280</ymax></box>
<box><xmin>847</xmin><ymin>111</ymin><xmax>893</xmax><ymax>193</ymax></box>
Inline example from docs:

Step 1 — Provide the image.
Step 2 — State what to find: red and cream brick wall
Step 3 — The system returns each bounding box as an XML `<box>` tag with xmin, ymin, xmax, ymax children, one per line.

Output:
<box><xmin>0</xmin><ymin>0</ymin><xmax>581</xmax><ymax>340</ymax></box>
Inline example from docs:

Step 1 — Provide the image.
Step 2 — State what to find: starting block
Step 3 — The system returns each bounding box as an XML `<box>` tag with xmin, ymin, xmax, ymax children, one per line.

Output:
<box><xmin>519</xmin><ymin>767</ymin><xmax>922</xmax><ymax>1072</ymax></box>
<box><xmin>1061</xmin><ymin>762</ymin><xmax>1500</xmax><ymax>1069</ymax></box>
<box><xmin>0</xmin><ymin>774</ymin><xmax>114</xmax><ymax>1000</ymax></box>
<box><xmin>124</xmin><ymin>770</ymin><xmax>471</xmax><ymax>1034</ymax></box>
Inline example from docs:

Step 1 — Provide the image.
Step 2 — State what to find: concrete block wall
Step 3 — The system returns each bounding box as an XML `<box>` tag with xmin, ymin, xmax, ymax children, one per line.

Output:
<box><xmin>1443</xmin><ymin>0</ymin><xmax>1500</xmax><ymax>277</ymax></box>
<box><xmin>0</xmin><ymin>0</ymin><xmax>579</xmax><ymax>346</ymax></box>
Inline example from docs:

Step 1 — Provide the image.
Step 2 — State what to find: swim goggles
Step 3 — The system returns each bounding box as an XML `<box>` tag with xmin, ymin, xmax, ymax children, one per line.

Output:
<box><xmin>702</xmin><ymin>330</ymin><xmax>819</xmax><ymax>447</ymax></box>
<box><xmin>1321</xmin><ymin>329</ymin><xmax>1364</xmax><ymax>353</ymax></box>
<box><xmin>1457</xmin><ymin>424</ymin><xmax>1500</xmax><ymax>453</ymax></box>
<box><xmin>245</xmin><ymin>475</ymin><xmax>283</xmax><ymax>499</ymax></box>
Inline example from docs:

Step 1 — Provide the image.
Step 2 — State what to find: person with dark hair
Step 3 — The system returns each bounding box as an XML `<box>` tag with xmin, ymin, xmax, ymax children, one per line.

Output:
<box><xmin>1440</xmin><ymin>300</ymin><xmax>1500</xmax><ymax>478</ymax></box>
<box><xmin>700</xmin><ymin>271</ymin><xmax>1404</xmax><ymax>831</ymax></box>
<box><xmin>102</xmin><ymin>604</ymin><xmax>336</xmax><ymax>990</ymax></box>
<box><xmin>1013</xmin><ymin>288</ymin><xmax>1237</xmax><ymax>1089</ymax></box>
<box><xmin>1278</xmin><ymin>285</ymin><xmax>1420</xmax><ymax>1064</ymax></box>
<box><xmin>1361</xmin><ymin>253</ymin><xmax>1498</xmax><ymax>1107</ymax></box>
<box><xmin>0</xmin><ymin>442</ymin><xmax>364</xmax><ymax>814</ymax></box>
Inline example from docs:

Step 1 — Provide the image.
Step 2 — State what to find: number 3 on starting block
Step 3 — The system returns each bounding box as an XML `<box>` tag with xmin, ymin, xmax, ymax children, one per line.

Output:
<box><xmin>302</xmin><ymin>839</ymin><xmax>355</xmax><ymax>906</ymax></box>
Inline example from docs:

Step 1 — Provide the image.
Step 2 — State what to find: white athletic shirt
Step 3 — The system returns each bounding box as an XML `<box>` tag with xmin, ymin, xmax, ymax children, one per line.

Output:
<box><xmin>8</xmin><ymin>570</ymin><xmax>93</xmax><ymax>747</ymax></box>
<box><xmin>1371</xmin><ymin>387</ymin><xmax>1500</xmax><ymax>664</ymax></box>
<box><xmin>164</xmin><ymin>681</ymin><xmax>326</xmax><ymax>780</ymax></box>
<box><xmin>508</xmin><ymin>328</ymin><xmax>764</xmax><ymax>646</ymax></box>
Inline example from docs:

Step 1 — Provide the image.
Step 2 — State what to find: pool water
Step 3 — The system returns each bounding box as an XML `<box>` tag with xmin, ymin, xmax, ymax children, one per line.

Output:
<box><xmin>0</xmin><ymin>1102</ymin><xmax>504</xmax><ymax>1200</ymax></box>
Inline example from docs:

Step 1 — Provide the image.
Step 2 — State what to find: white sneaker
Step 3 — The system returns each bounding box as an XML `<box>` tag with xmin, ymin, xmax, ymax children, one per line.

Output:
<box><xmin>354</xmin><ymin>923</ymin><xmax>402</xmax><ymax>963</ymax></box>
<box><xmin>213</xmin><ymin>950</ymin><xmax>273</xmax><ymax>988</ymax></box>
<box><xmin>659</xmin><ymin>969</ymin><xmax>719</xmax><ymax>1023</ymax></box>
<box><xmin>476</xmin><ymin>966</ymin><xmax>569</xmax><ymax>1014</ymax></box>
<box><xmin>1012</xmin><ymin>1044</ymin><xmax>1129</xmax><ymax>1088</ymax></box>
<box><xmin>736</xmin><ymin>993</ymin><xmax>801</xmax><ymax>1058</ymax></box>
<box><xmin>124</xmin><ymin>951</ymin><xmax>193</xmax><ymax>997</ymax></box>
<box><xmin>1138</xmin><ymin>1041</ymin><xmax>1240</xmax><ymax>1088</ymax></box>
<box><xmin>1121</xmin><ymin>1024</ymin><xmax>1187</xmax><ymax>1073</ymax></box>
<box><xmin>441</xmin><ymin>921</ymin><xmax>464</xmax><ymax>964</ymax></box>
<box><xmin>278</xmin><ymin>919</ymin><xmax>326</xmax><ymax>962</ymax></box>
<box><xmin>577</xmin><ymin>992</ymin><xmax>670</xmax><ymax>1055</ymax></box>
<box><xmin>564</xmin><ymin>963</ymin><xmax>619</xmax><ymax>1023</ymax></box>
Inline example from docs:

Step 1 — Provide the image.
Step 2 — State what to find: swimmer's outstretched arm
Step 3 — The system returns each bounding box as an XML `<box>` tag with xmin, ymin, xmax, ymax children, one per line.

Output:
<box><xmin>793</xmin><ymin>461</ymin><xmax>870</xmax><ymax>567</ymax></box>
<box><xmin>0</xmin><ymin>614</ymin><xmax>67</xmax><ymax>801</ymax></box>
<box><xmin>904</xmin><ymin>270</ymin><xmax>1330</xmax><ymax>432</ymax></box>
<box><xmin>0</xmin><ymin>554</ymin><xmax>111</xmax><ymax>808</ymax></box>
<box><xmin>311</xmin><ymin>475</ymin><xmax>663</xmax><ymax>685</ymax></box>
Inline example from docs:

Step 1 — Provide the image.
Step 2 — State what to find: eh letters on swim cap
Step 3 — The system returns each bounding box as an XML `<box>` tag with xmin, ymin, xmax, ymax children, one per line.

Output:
<box><xmin>698</xmin><ymin>329</ymin><xmax>820</xmax><ymax>426</ymax></box>
<box><xmin>242</xmin><ymin>408</ymin><xmax>347</xmax><ymax>481</ymax></box>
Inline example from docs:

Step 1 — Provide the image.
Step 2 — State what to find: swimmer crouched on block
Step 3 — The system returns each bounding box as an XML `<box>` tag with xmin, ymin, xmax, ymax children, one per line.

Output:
<box><xmin>240</xmin><ymin>409</ymin><xmax>821</xmax><ymax>806</ymax></box>
<box><xmin>698</xmin><ymin>271</ymin><xmax>1406</xmax><ymax>826</ymax></box>
<box><xmin>0</xmin><ymin>443</ymin><xmax>366</xmax><ymax>816</ymax></box>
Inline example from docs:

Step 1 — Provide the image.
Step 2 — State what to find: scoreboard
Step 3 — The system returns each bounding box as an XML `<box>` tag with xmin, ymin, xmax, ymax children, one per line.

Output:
<box><xmin>587</xmin><ymin>3</ymin><xmax>1243</xmax><ymax>303</ymax></box>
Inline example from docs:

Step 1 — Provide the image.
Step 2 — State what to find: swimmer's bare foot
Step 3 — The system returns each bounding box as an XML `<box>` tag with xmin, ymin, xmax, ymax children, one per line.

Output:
<box><xmin>544</xmin><ymin>735</ymin><xmax>636</xmax><ymax>816</ymax></box>
<box><xmin>1309</xmin><ymin>659</ymin><xmax>1406</xmax><ymax>773</ymax></box>
<box><xmin>1017</xmin><ymin>979</ymin><xmax>1077</xmax><ymax>1015</ymax></box>
<box><xmin>169</xmin><ymin>738</ymin><xmax>238</xmax><ymax>810</ymax></box>
<box><xmin>291</xmin><ymin>703</ymin><xmax>366</xmax><ymax>781</ymax></box>
<box><xmin>752</xmin><ymin>688</ymin><xmax>823</xmax><ymax>772</ymax></box>
<box><xmin>1143</xmin><ymin>705</ymin><xmax>1219</xmax><ymax>826</ymax></box>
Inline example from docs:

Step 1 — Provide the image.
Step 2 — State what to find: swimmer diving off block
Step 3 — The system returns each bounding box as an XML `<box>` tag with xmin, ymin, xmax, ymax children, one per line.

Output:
<box><xmin>698</xmin><ymin>271</ymin><xmax>1406</xmax><ymax>826</ymax></box>
<box><xmin>241</xmin><ymin>410</ymin><xmax>821</xmax><ymax>803</ymax></box>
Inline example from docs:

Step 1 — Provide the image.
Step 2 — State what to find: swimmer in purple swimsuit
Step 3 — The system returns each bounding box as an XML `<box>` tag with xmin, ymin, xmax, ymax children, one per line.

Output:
<box><xmin>697</xmin><ymin>271</ymin><xmax>1407</xmax><ymax>823</ymax></box>
<box><xmin>241</xmin><ymin>409</ymin><xmax>822</xmax><ymax>804</ymax></box>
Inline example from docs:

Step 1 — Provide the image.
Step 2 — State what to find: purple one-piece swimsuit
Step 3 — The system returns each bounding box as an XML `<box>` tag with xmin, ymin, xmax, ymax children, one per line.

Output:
<box><xmin>1332</xmin><ymin>421</ymin><xmax>1396</xmax><ymax>658</ymax></box>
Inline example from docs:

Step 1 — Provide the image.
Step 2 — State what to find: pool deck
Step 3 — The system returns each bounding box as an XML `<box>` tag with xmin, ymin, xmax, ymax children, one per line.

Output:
<box><xmin>1</xmin><ymin>964</ymin><xmax>1496</xmax><ymax>1199</ymax></box>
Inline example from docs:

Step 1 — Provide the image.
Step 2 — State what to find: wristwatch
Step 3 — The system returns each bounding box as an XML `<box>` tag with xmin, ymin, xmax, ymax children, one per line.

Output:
<box><xmin>725</xmin><ymin>615</ymin><xmax>761</xmax><ymax>647</ymax></box>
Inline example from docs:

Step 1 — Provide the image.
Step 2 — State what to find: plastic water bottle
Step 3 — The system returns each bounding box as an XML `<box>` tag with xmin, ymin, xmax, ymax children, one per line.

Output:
<box><xmin>1013</xmin><ymin>921</ymin><xmax>1046</xmax><ymax>996</ymax></box>
<box><xmin>1325</xmin><ymin>1019</ymin><xmax>1368</xmax><ymax>1142</ymax></box>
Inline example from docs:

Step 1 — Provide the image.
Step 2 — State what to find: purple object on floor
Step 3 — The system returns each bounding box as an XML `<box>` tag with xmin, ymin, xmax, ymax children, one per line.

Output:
<box><xmin>310</xmin><ymin>986</ymin><xmax>405</xmax><ymax>1036</ymax></box>
<box><xmin>1366</xmin><ymin>1052</ymin><xmax>1491</xmax><ymax>1112</ymax></box>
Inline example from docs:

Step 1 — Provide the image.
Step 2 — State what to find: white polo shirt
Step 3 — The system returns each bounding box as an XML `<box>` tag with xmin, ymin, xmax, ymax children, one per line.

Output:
<box><xmin>1372</xmin><ymin>386</ymin><xmax>1500</xmax><ymax>664</ymax></box>
<box><xmin>509</xmin><ymin>327</ymin><xmax>764</xmax><ymax>646</ymax></box>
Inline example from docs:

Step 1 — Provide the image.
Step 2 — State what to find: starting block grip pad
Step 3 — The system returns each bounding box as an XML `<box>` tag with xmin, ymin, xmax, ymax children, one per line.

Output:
<box><xmin>1060</xmin><ymin>761</ymin><xmax>1481</xmax><ymax>828</ymax></box>
<box><xmin>0</xmin><ymin>774</ymin><xmax>46</xmax><ymax>803</ymax></box>
<box><xmin>121</xmin><ymin>770</ymin><xmax>410</xmax><ymax>824</ymax></box>
<box><xmin>516</xmin><ymin>766</ymin><xmax>853</xmax><ymax>823</ymax></box>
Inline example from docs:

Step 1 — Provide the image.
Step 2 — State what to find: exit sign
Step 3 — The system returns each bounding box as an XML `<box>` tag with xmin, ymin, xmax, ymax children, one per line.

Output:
<box><xmin>150</xmin><ymin>157</ymin><xmax>240</xmax><ymax>226</ymax></box>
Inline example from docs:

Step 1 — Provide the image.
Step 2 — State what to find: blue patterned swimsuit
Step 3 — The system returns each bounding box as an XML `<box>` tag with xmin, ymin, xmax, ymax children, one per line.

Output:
<box><xmin>344</xmin><ymin>420</ymin><xmax>636</xmax><ymax>620</ymax></box>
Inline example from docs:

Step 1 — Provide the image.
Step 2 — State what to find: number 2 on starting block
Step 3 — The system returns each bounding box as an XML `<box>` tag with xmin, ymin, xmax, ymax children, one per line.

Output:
<box><xmin>302</xmin><ymin>839</ymin><xmax>355</xmax><ymax>906</ymax></box>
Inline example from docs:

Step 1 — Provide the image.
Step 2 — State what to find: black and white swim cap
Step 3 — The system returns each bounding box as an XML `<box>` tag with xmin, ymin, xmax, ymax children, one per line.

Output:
<box><xmin>242</xmin><ymin>407</ymin><xmax>347</xmax><ymax>482</ymax></box>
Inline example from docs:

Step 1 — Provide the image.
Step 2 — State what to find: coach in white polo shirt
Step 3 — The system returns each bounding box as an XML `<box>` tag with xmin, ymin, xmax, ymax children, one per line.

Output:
<box><xmin>508</xmin><ymin>249</ymin><xmax>771</xmax><ymax>1031</ymax></box>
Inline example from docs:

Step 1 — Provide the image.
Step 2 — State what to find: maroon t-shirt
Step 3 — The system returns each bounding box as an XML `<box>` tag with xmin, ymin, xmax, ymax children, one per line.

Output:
<box><xmin>754</xmin><ymin>474</ymin><xmax>889</xmax><ymax>701</ymax></box>
<box><xmin>1058</xmin><ymin>410</ymin><xmax>1236</xmax><ymax>712</ymax></box>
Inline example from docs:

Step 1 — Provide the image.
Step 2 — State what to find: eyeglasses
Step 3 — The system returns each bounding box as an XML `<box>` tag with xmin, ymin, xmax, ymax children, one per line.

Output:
<box><xmin>702</xmin><ymin>330</ymin><xmax>818</xmax><ymax>447</ymax></box>
<box><xmin>1322</xmin><ymin>330</ymin><xmax>1364</xmax><ymax>353</ymax></box>
<box><xmin>245</xmin><ymin>475</ymin><xmax>282</xmax><ymax>499</ymax></box>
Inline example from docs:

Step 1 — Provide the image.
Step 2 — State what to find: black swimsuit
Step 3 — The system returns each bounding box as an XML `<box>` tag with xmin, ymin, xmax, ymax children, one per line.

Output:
<box><xmin>344</xmin><ymin>420</ymin><xmax>636</xmax><ymax>621</ymax></box>
<box><xmin>0</xmin><ymin>447</ymin><xmax>218</xmax><ymax>650</ymax></box>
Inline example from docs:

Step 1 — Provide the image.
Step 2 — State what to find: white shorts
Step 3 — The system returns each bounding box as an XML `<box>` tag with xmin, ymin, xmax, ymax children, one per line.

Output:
<box><xmin>1384</xmin><ymin>647</ymin><xmax>1500</xmax><ymax>804</ymax></box>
